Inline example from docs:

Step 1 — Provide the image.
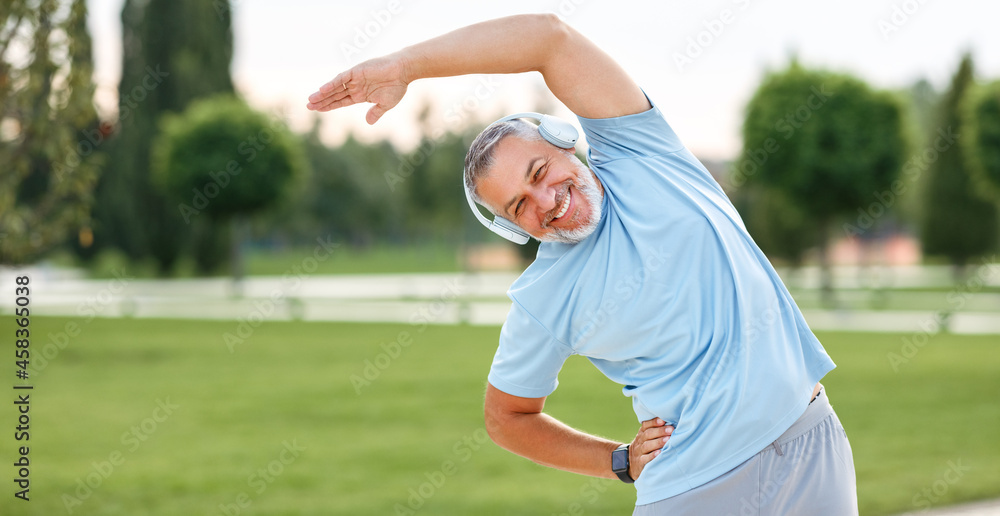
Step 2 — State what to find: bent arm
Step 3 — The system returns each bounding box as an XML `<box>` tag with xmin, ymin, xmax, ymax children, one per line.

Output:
<box><xmin>307</xmin><ymin>14</ymin><xmax>650</xmax><ymax>122</ymax></box>
<box><xmin>484</xmin><ymin>382</ymin><xmax>671</xmax><ymax>480</ymax></box>
<box><xmin>485</xmin><ymin>382</ymin><xmax>622</xmax><ymax>478</ymax></box>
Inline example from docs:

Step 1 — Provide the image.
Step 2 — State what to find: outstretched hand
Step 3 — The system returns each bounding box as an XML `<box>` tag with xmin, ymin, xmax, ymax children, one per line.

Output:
<box><xmin>305</xmin><ymin>55</ymin><xmax>409</xmax><ymax>125</ymax></box>
<box><xmin>629</xmin><ymin>418</ymin><xmax>674</xmax><ymax>481</ymax></box>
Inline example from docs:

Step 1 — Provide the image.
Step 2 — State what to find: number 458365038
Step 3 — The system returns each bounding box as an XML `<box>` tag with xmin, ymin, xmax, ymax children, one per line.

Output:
<box><xmin>14</xmin><ymin>276</ymin><xmax>30</xmax><ymax>376</ymax></box>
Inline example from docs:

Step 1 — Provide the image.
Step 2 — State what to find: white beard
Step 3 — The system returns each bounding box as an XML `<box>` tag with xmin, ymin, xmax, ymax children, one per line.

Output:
<box><xmin>539</xmin><ymin>161</ymin><xmax>604</xmax><ymax>244</ymax></box>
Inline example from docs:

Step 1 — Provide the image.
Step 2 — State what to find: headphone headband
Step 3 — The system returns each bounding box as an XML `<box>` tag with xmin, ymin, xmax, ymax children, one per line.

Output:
<box><xmin>463</xmin><ymin>112</ymin><xmax>580</xmax><ymax>245</ymax></box>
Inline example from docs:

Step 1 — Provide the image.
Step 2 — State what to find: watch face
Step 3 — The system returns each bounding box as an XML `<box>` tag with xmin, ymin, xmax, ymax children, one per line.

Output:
<box><xmin>612</xmin><ymin>447</ymin><xmax>628</xmax><ymax>472</ymax></box>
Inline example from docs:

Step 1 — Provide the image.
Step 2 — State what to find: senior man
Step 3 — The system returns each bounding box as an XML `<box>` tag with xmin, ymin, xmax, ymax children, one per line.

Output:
<box><xmin>307</xmin><ymin>14</ymin><xmax>857</xmax><ymax>515</ymax></box>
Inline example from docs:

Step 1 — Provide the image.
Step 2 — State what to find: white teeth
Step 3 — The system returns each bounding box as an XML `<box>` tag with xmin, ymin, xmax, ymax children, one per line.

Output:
<box><xmin>554</xmin><ymin>190</ymin><xmax>570</xmax><ymax>220</ymax></box>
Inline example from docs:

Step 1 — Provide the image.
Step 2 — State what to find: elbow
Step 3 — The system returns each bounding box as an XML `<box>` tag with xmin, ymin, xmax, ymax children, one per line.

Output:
<box><xmin>516</xmin><ymin>13</ymin><xmax>572</xmax><ymax>71</ymax></box>
<box><xmin>532</xmin><ymin>12</ymin><xmax>565</xmax><ymax>31</ymax></box>
<box><xmin>483</xmin><ymin>403</ymin><xmax>507</xmax><ymax>445</ymax></box>
<box><xmin>536</xmin><ymin>13</ymin><xmax>572</xmax><ymax>51</ymax></box>
<box><xmin>483</xmin><ymin>382</ymin><xmax>544</xmax><ymax>450</ymax></box>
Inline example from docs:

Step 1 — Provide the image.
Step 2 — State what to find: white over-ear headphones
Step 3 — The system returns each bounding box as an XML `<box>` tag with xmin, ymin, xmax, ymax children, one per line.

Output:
<box><xmin>464</xmin><ymin>112</ymin><xmax>579</xmax><ymax>245</ymax></box>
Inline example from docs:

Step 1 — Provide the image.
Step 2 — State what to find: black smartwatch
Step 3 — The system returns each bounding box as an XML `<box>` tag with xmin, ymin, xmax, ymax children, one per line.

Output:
<box><xmin>611</xmin><ymin>444</ymin><xmax>634</xmax><ymax>483</ymax></box>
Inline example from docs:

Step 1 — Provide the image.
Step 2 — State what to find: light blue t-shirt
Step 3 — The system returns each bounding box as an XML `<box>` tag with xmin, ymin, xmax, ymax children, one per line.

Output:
<box><xmin>486</xmin><ymin>95</ymin><xmax>836</xmax><ymax>505</ymax></box>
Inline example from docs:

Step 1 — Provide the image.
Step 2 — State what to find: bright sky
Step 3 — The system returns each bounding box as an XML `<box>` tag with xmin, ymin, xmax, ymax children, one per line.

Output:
<box><xmin>86</xmin><ymin>0</ymin><xmax>1000</xmax><ymax>161</ymax></box>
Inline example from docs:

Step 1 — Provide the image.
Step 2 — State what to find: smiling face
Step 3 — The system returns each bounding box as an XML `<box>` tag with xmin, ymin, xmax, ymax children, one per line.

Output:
<box><xmin>475</xmin><ymin>135</ymin><xmax>604</xmax><ymax>244</ymax></box>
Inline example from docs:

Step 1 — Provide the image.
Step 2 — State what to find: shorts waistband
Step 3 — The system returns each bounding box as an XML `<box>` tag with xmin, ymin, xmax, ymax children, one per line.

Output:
<box><xmin>772</xmin><ymin>386</ymin><xmax>834</xmax><ymax>449</ymax></box>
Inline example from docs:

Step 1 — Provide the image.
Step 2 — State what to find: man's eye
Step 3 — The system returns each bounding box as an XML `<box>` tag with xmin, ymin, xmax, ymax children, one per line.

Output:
<box><xmin>516</xmin><ymin>199</ymin><xmax>524</xmax><ymax>216</ymax></box>
<box><xmin>534</xmin><ymin>167</ymin><xmax>542</xmax><ymax>180</ymax></box>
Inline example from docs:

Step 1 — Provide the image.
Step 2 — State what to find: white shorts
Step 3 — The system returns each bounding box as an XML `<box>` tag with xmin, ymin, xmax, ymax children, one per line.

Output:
<box><xmin>633</xmin><ymin>387</ymin><xmax>858</xmax><ymax>516</ymax></box>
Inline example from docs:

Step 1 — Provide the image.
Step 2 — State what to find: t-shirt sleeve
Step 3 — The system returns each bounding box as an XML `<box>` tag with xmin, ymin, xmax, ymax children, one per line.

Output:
<box><xmin>487</xmin><ymin>300</ymin><xmax>574</xmax><ymax>399</ymax></box>
<box><xmin>577</xmin><ymin>92</ymin><xmax>685</xmax><ymax>166</ymax></box>
<box><xmin>578</xmin><ymin>91</ymin><xmax>726</xmax><ymax>199</ymax></box>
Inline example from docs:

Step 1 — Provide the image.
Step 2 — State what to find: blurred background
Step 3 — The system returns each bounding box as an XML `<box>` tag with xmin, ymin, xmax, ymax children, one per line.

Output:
<box><xmin>1</xmin><ymin>1</ymin><xmax>998</xmax><ymax>515</ymax></box>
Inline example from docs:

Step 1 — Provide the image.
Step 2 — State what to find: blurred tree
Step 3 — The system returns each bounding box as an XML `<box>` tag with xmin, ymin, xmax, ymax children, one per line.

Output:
<box><xmin>90</xmin><ymin>0</ymin><xmax>234</xmax><ymax>274</ymax></box>
<box><xmin>962</xmin><ymin>80</ymin><xmax>1000</xmax><ymax>200</ymax></box>
<box><xmin>732</xmin><ymin>186</ymin><xmax>819</xmax><ymax>268</ymax></box>
<box><xmin>736</xmin><ymin>60</ymin><xmax>907</xmax><ymax>303</ymax></box>
<box><xmin>908</xmin><ymin>79</ymin><xmax>940</xmax><ymax>137</ymax></box>
<box><xmin>296</xmin><ymin>118</ymin><xmax>398</xmax><ymax>246</ymax></box>
<box><xmin>152</xmin><ymin>95</ymin><xmax>306</xmax><ymax>285</ymax></box>
<box><xmin>405</xmin><ymin>132</ymin><xmax>468</xmax><ymax>240</ymax></box>
<box><xmin>893</xmin><ymin>78</ymin><xmax>939</xmax><ymax>229</ymax></box>
<box><xmin>341</xmin><ymin>135</ymin><xmax>405</xmax><ymax>242</ymax></box>
<box><xmin>921</xmin><ymin>54</ymin><xmax>998</xmax><ymax>277</ymax></box>
<box><xmin>0</xmin><ymin>0</ymin><xmax>101</xmax><ymax>264</ymax></box>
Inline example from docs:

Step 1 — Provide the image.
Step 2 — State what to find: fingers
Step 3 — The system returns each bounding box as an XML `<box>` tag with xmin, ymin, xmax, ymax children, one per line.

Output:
<box><xmin>634</xmin><ymin>424</ymin><xmax>673</xmax><ymax>454</ymax></box>
<box><xmin>318</xmin><ymin>71</ymin><xmax>352</xmax><ymax>98</ymax></box>
<box><xmin>629</xmin><ymin>419</ymin><xmax>675</xmax><ymax>480</ymax></box>
<box><xmin>306</xmin><ymin>72</ymin><xmax>354</xmax><ymax>111</ymax></box>
<box><xmin>638</xmin><ymin>417</ymin><xmax>666</xmax><ymax>432</ymax></box>
<box><xmin>308</xmin><ymin>93</ymin><xmax>354</xmax><ymax>112</ymax></box>
<box><xmin>367</xmin><ymin>104</ymin><xmax>386</xmax><ymax>125</ymax></box>
<box><xmin>637</xmin><ymin>418</ymin><xmax>674</xmax><ymax>444</ymax></box>
<box><xmin>306</xmin><ymin>88</ymin><xmax>350</xmax><ymax>111</ymax></box>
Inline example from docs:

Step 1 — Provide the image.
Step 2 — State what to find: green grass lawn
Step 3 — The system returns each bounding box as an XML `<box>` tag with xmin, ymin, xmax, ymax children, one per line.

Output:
<box><xmin>244</xmin><ymin>243</ymin><xmax>466</xmax><ymax>276</ymax></box>
<box><xmin>64</xmin><ymin>242</ymin><xmax>469</xmax><ymax>279</ymax></box>
<box><xmin>1</xmin><ymin>318</ymin><xmax>997</xmax><ymax>515</ymax></box>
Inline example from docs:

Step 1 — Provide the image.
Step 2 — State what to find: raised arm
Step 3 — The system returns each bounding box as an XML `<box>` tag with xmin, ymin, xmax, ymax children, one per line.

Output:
<box><xmin>306</xmin><ymin>14</ymin><xmax>650</xmax><ymax>123</ymax></box>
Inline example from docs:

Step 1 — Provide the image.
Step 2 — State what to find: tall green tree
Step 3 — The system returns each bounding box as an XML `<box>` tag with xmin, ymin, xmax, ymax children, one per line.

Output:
<box><xmin>736</xmin><ymin>61</ymin><xmax>907</xmax><ymax>301</ymax></box>
<box><xmin>0</xmin><ymin>0</ymin><xmax>100</xmax><ymax>264</ymax></box>
<box><xmin>893</xmin><ymin>79</ymin><xmax>940</xmax><ymax>228</ymax></box>
<box><xmin>962</xmin><ymin>80</ymin><xmax>1000</xmax><ymax>201</ymax></box>
<box><xmin>152</xmin><ymin>95</ymin><xmax>306</xmax><ymax>284</ymax></box>
<box><xmin>921</xmin><ymin>54</ymin><xmax>998</xmax><ymax>274</ymax></box>
<box><xmin>91</xmin><ymin>0</ymin><xmax>235</xmax><ymax>274</ymax></box>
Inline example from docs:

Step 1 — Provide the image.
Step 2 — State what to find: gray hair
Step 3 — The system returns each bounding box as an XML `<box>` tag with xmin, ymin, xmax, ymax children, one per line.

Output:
<box><xmin>464</xmin><ymin>119</ymin><xmax>542</xmax><ymax>214</ymax></box>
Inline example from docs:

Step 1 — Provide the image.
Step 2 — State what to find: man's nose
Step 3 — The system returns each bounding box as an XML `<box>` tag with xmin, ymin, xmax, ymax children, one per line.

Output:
<box><xmin>530</xmin><ymin>184</ymin><xmax>558</xmax><ymax>214</ymax></box>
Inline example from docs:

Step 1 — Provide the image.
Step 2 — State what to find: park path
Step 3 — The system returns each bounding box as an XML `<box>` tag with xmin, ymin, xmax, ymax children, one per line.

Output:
<box><xmin>894</xmin><ymin>498</ymin><xmax>1000</xmax><ymax>515</ymax></box>
<box><xmin>1</xmin><ymin>264</ymin><xmax>999</xmax><ymax>334</ymax></box>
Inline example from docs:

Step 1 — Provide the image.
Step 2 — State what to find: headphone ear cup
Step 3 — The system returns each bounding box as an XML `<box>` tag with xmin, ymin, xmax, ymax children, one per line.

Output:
<box><xmin>492</xmin><ymin>217</ymin><xmax>531</xmax><ymax>245</ymax></box>
<box><xmin>538</xmin><ymin>115</ymin><xmax>579</xmax><ymax>149</ymax></box>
